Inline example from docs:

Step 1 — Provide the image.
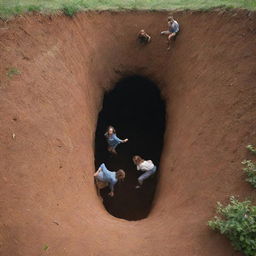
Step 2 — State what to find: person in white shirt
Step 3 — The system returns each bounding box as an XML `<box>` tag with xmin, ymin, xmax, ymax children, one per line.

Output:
<box><xmin>133</xmin><ymin>155</ymin><xmax>157</xmax><ymax>189</ymax></box>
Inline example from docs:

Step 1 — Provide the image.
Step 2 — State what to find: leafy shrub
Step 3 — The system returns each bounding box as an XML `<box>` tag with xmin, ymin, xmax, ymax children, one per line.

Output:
<box><xmin>242</xmin><ymin>160</ymin><xmax>256</xmax><ymax>188</ymax></box>
<box><xmin>62</xmin><ymin>5</ymin><xmax>79</xmax><ymax>17</ymax></box>
<box><xmin>208</xmin><ymin>197</ymin><xmax>256</xmax><ymax>256</ymax></box>
<box><xmin>247</xmin><ymin>145</ymin><xmax>256</xmax><ymax>155</ymax></box>
<box><xmin>242</xmin><ymin>144</ymin><xmax>256</xmax><ymax>188</ymax></box>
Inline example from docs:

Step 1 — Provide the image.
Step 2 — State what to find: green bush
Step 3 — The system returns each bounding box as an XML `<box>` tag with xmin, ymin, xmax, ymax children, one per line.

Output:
<box><xmin>242</xmin><ymin>144</ymin><xmax>256</xmax><ymax>188</ymax></box>
<box><xmin>242</xmin><ymin>160</ymin><xmax>256</xmax><ymax>188</ymax></box>
<box><xmin>62</xmin><ymin>5</ymin><xmax>79</xmax><ymax>17</ymax></box>
<box><xmin>247</xmin><ymin>145</ymin><xmax>256</xmax><ymax>155</ymax></box>
<box><xmin>208</xmin><ymin>197</ymin><xmax>256</xmax><ymax>256</ymax></box>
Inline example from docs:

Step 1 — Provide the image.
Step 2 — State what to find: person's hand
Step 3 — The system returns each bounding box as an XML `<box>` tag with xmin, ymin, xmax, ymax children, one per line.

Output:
<box><xmin>123</xmin><ymin>138</ymin><xmax>128</xmax><ymax>143</ymax></box>
<box><xmin>94</xmin><ymin>168</ymin><xmax>101</xmax><ymax>177</ymax></box>
<box><xmin>108</xmin><ymin>191</ymin><xmax>114</xmax><ymax>197</ymax></box>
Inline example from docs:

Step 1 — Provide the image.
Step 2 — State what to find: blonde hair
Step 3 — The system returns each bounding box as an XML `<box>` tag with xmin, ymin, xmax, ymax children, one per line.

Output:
<box><xmin>168</xmin><ymin>16</ymin><xmax>174</xmax><ymax>21</ymax></box>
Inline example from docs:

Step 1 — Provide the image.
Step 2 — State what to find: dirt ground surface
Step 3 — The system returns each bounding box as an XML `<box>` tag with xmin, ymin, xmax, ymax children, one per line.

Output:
<box><xmin>0</xmin><ymin>9</ymin><xmax>256</xmax><ymax>256</ymax></box>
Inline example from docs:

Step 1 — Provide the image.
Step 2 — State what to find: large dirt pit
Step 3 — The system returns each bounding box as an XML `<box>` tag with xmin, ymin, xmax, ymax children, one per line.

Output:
<box><xmin>95</xmin><ymin>75</ymin><xmax>165</xmax><ymax>220</ymax></box>
<box><xmin>1</xmin><ymin>10</ymin><xmax>256</xmax><ymax>256</ymax></box>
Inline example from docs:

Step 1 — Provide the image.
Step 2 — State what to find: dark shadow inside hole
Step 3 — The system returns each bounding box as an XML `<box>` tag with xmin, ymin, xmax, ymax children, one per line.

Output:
<box><xmin>94</xmin><ymin>75</ymin><xmax>166</xmax><ymax>220</ymax></box>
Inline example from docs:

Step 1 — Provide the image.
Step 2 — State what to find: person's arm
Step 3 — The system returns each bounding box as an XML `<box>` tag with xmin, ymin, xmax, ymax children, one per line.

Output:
<box><xmin>108</xmin><ymin>182</ymin><xmax>115</xmax><ymax>197</ymax></box>
<box><xmin>100</xmin><ymin>163</ymin><xmax>110</xmax><ymax>176</ymax></box>
<box><xmin>113</xmin><ymin>134</ymin><xmax>128</xmax><ymax>143</ymax></box>
<box><xmin>95</xmin><ymin>163</ymin><xmax>108</xmax><ymax>177</ymax></box>
<box><xmin>94</xmin><ymin>166</ymin><xmax>102</xmax><ymax>177</ymax></box>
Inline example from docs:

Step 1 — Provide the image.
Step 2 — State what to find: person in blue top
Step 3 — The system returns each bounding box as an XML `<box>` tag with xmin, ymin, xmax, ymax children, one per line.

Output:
<box><xmin>161</xmin><ymin>16</ymin><xmax>180</xmax><ymax>50</ymax></box>
<box><xmin>94</xmin><ymin>163</ymin><xmax>125</xmax><ymax>197</ymax></box>
<box><xmin>104</xmin><ymin>126</ymin><xmax>128</xmax><ymax>154</ymax></box>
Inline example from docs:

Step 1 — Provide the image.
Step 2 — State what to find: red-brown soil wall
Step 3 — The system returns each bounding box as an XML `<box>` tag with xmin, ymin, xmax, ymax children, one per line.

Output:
<box><xmin>0</xmin><ymin>10</ymin><xmax>256</xmax><ymax>256</ymax></box>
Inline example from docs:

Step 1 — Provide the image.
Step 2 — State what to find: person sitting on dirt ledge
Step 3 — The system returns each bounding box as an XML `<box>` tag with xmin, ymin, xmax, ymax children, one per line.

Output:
<box><xmin>161</xmin><ymin>16</ymin><xmax>179</xmax><ymax>50</ymax></box>
<box><xmin>105</xmin><ymin>126</ymin><xmax>128</xmax><ymax>154</ymax></box>
<box><xmin>94</xmin><ymin>163</ymin><xmax>125</xmax><ymax>197</ymax></box>
<box><xmin>133</xmin><ymin>155</ymin><xmax>157</xmax><ymax>189</ymax></box>
<box><xmin>138</xmin><ymin>29</ymin><xmax>151</xmax><ymax>44</ymax></box>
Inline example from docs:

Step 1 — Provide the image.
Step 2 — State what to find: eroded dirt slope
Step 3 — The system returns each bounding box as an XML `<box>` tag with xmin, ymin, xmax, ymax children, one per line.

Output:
<box><xmin>0</xmin><ymin>10</ymin><xmax>256</xmax><ymax>256</ymax></box>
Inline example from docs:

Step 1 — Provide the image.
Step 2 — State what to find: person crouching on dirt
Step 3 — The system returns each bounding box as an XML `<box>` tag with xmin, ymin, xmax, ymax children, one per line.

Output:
<box><xmin>94</xmin><ymin>163</ymin><xmax>125</xmax><ymax>197</ymax></box>
<box><xmin>105</xmin><ymin>126</ymin><xmax>128</xmax><ymax>154</ymax></box>
<box><xmin>161</xmin><ymin>16</ymin><xmax>179</xmax><ymax>50</ymax></box>
<box><xmin>138</xmin><ymin>29</ymin><xmax>151</xmax><ymax>44</ymax></box>
<box><xmin>133</xmin><ymin>155</ymin><xmax>157</xmax><ymax>189</ymax></box>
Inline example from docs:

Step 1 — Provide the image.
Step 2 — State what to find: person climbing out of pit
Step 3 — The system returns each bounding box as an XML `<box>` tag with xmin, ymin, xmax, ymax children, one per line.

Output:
<box><xmin>133</xmin><ymin>155</ymin><xmax>157</xmax><ymax>189</ymax></box>
<box><xmin>160</xmin><ymin>16</ymin><xmax>180</xmax><ymax>50</ymax></box>
<box><xmin>94</xmin><ymin>163</ymin><xmax>125</xmax><ymax>197</ymax></box>
<box><xmin>105</xmin><ymin>126</ymin><xmax>128</xmax><ymax>154</ymax></box>
<box><xmin>138</xmin><ymin>29</ymin><xmax>151</xmax><ymax>44</ymax></box>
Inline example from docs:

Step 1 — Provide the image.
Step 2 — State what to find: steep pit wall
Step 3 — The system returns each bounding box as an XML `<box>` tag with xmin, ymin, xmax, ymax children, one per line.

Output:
<box><xmin>0</xmin><ymin>10</ymin><xmax>256</xmax><ymax>256</ymax></box>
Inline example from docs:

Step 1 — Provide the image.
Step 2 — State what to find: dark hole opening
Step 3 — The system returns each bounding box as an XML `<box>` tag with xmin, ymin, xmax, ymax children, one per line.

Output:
<box><xmin>94</xmin><ymin>75</ymin><xmax>166</xmax><ymax>220</ymax></box>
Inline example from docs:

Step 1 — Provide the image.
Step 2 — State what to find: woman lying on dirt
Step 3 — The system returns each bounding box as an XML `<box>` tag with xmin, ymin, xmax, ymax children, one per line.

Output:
<box><xmin>133</xmin><ymin>155</ymin><xmax>157</xmax><ymax>189</ymax></box>
<box><xmin>138</xmin><ymin>29</ymin><xmax>151</xmax><ymax>44</ymax></box>
<box><xmin>105</xmin><ymin>126</ymin><xmax>128</xmax><ymax>154</ymax></box>
<box><xmin>94</xmin><ymin>163</ymin><xmax>125</xmax><ymax>197</ymax></box>
<box><xmin>161</xmin><ymin>16</ymin><xmax>180</xmax><ymax>50</ymax></box>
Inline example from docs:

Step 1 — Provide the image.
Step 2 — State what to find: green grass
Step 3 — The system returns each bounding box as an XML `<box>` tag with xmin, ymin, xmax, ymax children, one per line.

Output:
<box><xmin>42</xmin><ymin>244</ymin><xmax>49</xmax><ymax>251</ymax></box>
<box><xmin>0</xmin><ymin>0</ymin><xmax>256</xmax><ymax>18</ymax></box>
<box><xmin>7</xmin><ymin>67</ymin><xmax>21</xmax><ymax>78</ymax></box>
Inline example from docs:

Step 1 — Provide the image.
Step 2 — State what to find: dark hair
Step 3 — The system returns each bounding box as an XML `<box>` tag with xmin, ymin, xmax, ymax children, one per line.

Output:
<box><xmin>104</xmin><ymin>126</ymin><xmax>116</xmax><ymax>137</ymax></box>
<box><xmin>133</xmin><ymin>155</ymin><xmax>144</xmax><ymax>165</ymax></box>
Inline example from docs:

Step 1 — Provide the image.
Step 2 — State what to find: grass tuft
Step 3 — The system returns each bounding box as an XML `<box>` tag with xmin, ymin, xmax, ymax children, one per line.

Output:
<box><xmin>62</xmin><ymin>4</ymin><xmax>79</xmax><ymax>17</ymax></box>
<box><xmin>7</xmin><ymin>67</ymin><xmax>21</xmax><ymax>78</ymax></box>
<box><xmin>43</xmin><ymin>244</ymin><xmax>49</xmax><ymax>251</ymax></box>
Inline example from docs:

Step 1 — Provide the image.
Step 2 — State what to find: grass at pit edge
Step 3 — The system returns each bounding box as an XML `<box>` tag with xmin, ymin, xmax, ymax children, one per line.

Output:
<box><xmin>0</xmin><ymin>0</ymin><xmax>255</xmax><ymax>19</ymax></box>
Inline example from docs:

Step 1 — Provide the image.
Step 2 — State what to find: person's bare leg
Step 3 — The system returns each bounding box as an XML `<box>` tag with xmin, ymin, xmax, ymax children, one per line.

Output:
<box><xmin>135</xmin><ymin>178</ymin><xmax>143</xmax><ymax>189</ymax></box>
<box><xmin>111</xmin><ymin>148</ymin><xmax>117</xmax><ymax>155</ymax></box>
<box><xmin>167</xmin><ymin>33</ymin><xmax>176</xmax><ymax>50</ymax></box>
<box><xmin>108</xmin><ymin>147</ymin><xmax>117</xmax><ymax>155</ymax></box>
<box><xmin>161</xmin><ymin>30</ymin><xmax>170</xmax><ymax>35</ymax></box>
<box><xmin>108</xmin><ymin>147</ymin><xmax>116</xmax><ymax>154</ymax></box>
<box><xmin>95</xmin><ymin>180</ymin><xmax>103</xmax><ymax>201</ymax></box>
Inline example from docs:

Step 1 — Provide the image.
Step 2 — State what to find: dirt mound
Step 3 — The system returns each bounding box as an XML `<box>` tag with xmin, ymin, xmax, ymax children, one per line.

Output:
<box><xmin>0</xmin><ymin>10</ymin><xmax>256</xmax><ymax>256</ymax></box>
